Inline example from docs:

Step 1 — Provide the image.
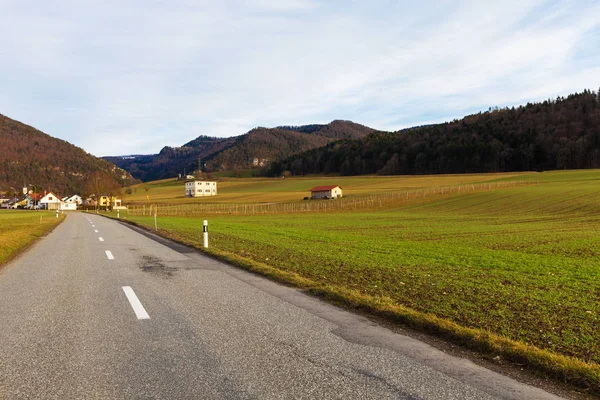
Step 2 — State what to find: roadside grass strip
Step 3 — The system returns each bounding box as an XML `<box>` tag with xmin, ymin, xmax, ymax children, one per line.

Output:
<box><xmin>0</xmin><ymin>211</ymin><xmax>64</xmax><ymax>267</ymax></box>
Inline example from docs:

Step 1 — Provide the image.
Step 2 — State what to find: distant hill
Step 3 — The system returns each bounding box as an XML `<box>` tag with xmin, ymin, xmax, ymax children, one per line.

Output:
<box><xmin>268</xmin><ymin>90</ymin><xmax>600</xmax><ymax>176</ymax></box>
<box><xmin>0</xmin><ymin>113</ymin><xmax>135</xmax><ymax>196</ymax></box>
<box><xmin>106</xmin><ymin>120</ymin><xmax>377</xmax><ymax>182</ymax></box>
<box><xmin>104</xmin><ymin>136</ymin><xmax>236</xmax><ymax>182</ymax></box>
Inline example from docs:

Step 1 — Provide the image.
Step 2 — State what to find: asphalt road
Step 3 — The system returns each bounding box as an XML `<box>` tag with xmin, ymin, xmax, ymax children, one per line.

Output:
<box><xmin>0</xmin><ymin>212</ymin><xmax>564</xmax><ymax>399</ymax></box>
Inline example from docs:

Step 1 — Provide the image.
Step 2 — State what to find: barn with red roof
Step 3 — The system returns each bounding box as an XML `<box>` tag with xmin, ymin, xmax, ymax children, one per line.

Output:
<box><xmin>309</xmin><ymin>185</ymin><xmax>343</xmax><ymax>199</ymax></box>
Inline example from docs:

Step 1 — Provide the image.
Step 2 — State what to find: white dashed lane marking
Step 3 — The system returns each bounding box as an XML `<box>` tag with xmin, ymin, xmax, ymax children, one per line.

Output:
<box><xmin>99</xmin><ymin>237</ymin><xmax>104</xmax><ymax>242</ymax></box>
<box><xmin>122</xmin><ymin>286</ymin><xmax>150</xmax><ymax>320</ymax></box>
<box><xmin>105</xmin><ymin>250</ymin><xmax>114</xmax><ymax>260</ymax></box>
<box><xmin>94</xmin><ymin>230</ymin><xmax>99</xmax><ymax>233</ymax></box>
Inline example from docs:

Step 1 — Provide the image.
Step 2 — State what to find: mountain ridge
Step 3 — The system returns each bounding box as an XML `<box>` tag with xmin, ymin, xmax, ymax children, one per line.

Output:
<box><xmin>105</xmin><ymin>120</ymin><xmax>378</xmax><ymax>181</ymax></box>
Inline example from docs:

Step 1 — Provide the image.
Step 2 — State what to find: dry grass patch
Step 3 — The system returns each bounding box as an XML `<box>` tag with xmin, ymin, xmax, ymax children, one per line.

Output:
<box><xmin>0</xmin><ymin>211</ymin><xmax>64</xmax><ymax>267</ymax></box>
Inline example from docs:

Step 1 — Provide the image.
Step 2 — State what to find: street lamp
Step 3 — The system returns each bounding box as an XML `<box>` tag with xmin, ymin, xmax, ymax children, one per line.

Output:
<box><xmin>27</xmin><ymin>183</ymin><xmax>44</xmax><ymax>194</ymax></box>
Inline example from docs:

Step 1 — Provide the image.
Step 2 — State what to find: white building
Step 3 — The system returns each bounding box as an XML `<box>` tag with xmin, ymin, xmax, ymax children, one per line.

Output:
<box><xmin>40</xmin><ymin>192</ymin><xmax>62</xmax><ymax>210</ymax></box>
<box><xmin>310</xmin><ymin>185</ymin><xmax>343</xmax><ymax>199</ymax></box>
<box><xmin>185</xmin><ymin>181</ymin><xmax>217</xmax><ymax>197</ymax></box>
<box><xmin>60</xmin><ymin>202</ymin><xmax>77</xmax><ymax>211</ymax></box>
<box><xmin>63</xmin><ymin>195</ymin><xmax>83</xmax><ymax>205</ymax></box>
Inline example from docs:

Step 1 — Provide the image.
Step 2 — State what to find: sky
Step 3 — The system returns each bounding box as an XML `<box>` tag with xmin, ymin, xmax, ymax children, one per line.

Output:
<box><xmin>1</xmin><ymin>1</ymin><xmax>599</xmax><ymax>157</ymax></box>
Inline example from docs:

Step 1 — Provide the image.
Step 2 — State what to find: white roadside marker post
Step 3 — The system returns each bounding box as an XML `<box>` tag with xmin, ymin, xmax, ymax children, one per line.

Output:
<box><xmin>203</xmin><ymin>220</ymin><xmax>208</xmax><ymax>248</ymax></box>
<box><xmin>55</xmin><ymin>209</ymin><xmax>59</xmax><ymax>218</ymax></box>
<box><xmin>117</xmin><ymin>209</ymin><xmax>120</xmax><ymax>219</ymax></box>
<box><xmin>154</xmin><ymin>210</ymin><xmax>158</xmax><ymax>231</ymax></box>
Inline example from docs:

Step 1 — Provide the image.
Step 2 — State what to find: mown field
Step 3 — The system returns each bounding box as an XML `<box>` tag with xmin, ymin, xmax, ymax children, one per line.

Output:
<box><xmin>113</xmin><ymin>170</ymin><xmax>600</xmax><ymax>387</ymax></box>
<box><xmin>122</xmin><ymin>172</ymin><xmax>529</xmax><ymax>204</ymax></box>
<box><xmin>0</xmin><ymin>211</ymin><xmax>64</xmax><ymax>267</ymax></box>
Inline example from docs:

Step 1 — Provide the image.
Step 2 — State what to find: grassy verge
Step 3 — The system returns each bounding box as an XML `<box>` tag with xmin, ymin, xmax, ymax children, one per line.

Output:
<box><xmin>0</xmin><ymin>210</ymin><xmax>65</xmax><ymax>268</ymax></box>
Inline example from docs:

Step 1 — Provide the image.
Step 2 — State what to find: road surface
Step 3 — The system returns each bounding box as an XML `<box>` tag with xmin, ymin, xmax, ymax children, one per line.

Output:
<box><xmin>0</xmin><ymin>212</ymin><xmax>564</xmax><ymax>399</ymax></box>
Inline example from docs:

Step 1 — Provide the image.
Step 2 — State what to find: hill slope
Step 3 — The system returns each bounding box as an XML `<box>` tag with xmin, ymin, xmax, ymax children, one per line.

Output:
<box><xmin>107</xmin><ymin>120</ymin><xmax>377</xmax><ymax>181</ymax></box>
<box><xmin>104</xmin><ymin>136</ymin><xmax>236</xmax><ymax>182</ymax></box>
<box><xmin>268</xmin><ymin>90</ymin><xmax>600</xmax><ymax>176</ymax></box>
<box><xmin>0</xmin><ymin>114</ymin><xmax>135</xmax><ymax>196</ymax></box>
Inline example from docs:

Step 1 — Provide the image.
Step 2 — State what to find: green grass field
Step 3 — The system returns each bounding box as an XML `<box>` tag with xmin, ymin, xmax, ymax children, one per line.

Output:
<box><xmin>0</xmin><ymin>210</ymin><xmax>64</xmax><ymax>266</ymax></box>
<box><xmin>123</xmin><ymin>172</ymin><xmax>530</xmax><ymax>204</ymax></box>
<box><xmin>112</xmin><ymin>169</ymin><xmax>600</xmax><ymax>388</ymax></box>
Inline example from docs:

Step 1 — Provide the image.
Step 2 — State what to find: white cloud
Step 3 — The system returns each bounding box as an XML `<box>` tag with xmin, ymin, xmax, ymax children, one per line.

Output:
<box><xmin>0</xmin><ymin>0</ymin><xmax>598</xmax><ymax>156</ymax></box>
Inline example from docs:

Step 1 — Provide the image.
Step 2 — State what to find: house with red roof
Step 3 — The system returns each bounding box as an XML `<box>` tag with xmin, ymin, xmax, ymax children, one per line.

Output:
<box><xmin>309</xmin><ymin>185</ymin><xmax>343</xmax><ymax>200</ymax></box>
<box><xmin>26</xmin><ymin>192</ymin><xmax>45</xmax><ymax>209</ymax></box>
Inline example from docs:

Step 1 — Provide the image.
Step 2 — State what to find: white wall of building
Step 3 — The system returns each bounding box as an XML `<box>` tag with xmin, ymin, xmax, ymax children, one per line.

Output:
<box><xmin>60</xmin><ymin>202</ymin><xmax>77</xmax><ymax>211</ymax></box>
<box><xmin>310</xmin><ymin>186</ymin><xmax>343</xmax><ymax>199</ymax></box>
<box><xmin>185</xmin><ymin>181</ymin><xmax>217</xmax><ymax>197</ymax></box>
<box><xmin>40</xmin><ymin>192</ymin><xmax>62</xmax><ymax>210</ymax></box>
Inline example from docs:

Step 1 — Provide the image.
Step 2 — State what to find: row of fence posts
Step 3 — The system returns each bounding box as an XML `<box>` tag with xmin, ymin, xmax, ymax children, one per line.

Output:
<box><xmin>129</xmin><ymin>180</ymin><xmax>536</xmax><ymax>218</ymax></box>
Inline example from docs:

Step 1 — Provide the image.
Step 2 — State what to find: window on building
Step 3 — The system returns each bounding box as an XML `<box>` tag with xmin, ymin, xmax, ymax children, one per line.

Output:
<box><xmin>205</xmin><ymin>190</ymin><xmax>210</xmax><ymax>192</ymax></box>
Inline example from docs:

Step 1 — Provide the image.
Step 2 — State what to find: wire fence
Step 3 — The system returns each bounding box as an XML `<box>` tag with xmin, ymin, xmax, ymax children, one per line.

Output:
<box><xmin>125</xmin><ymin>180</ymin><xmax>537</xmax><ymax>217</ymax></box>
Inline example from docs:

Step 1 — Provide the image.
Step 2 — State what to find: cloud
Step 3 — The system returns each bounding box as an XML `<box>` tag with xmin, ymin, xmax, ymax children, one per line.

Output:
<box><xmin>0</xmin><ymin>0</ymin><xmax>598</xmax><ymax>156</ymax></box>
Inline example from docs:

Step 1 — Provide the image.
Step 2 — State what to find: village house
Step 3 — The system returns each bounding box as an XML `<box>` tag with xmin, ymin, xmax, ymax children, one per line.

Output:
<box><xmin>82</xmin><ymin>197</ymin><xmax>97</xmax><ymax>206</ymax></box>
<box><xmin>60</xmin><ymin>202</ymin><xmax>77</xmax><ymax>211</ymax></box>
<box><xmin>15</xmin><ymin>199</ymin><xmax>28</xmax><ymax>208</ymax></box>
<box><xmin>62</xmin><ymin>194</ymin><xmax>83</xmax><ymax>205</ymax></box>
<box><xmin>26</xmin><ymin>193</ymin><xmax>44</xmax><ymax>209</ymax></box>
<box><xmin>310</xmin><ymin>185</ymin><xmax>343</xmax><ymax>200</ymax></box>
<box><xmin>185</xmin><ymin>180</ymin><xmax>217</xmax><ymax>197</ymax></box>
<box><xmin>40</xmin><ymin>192</ymin><xmax>62</xmax><ymax>210</ymax></box>
<box><xmin>98</xmin><ymin>196</ymin><xmax>122</xmax><ymax>209</ymax></box>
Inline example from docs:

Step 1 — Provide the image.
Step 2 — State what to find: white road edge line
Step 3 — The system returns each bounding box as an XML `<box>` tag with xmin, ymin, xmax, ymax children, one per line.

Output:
<box><xmin>105</xmin><ymin>250</ymin><xmax>114</xmax><ymax>260</ymax></box>
<box><xmin>122</xmin><ymin>286</ymin><xmax>150</xmax><ymax>320</ymax></box>
<box><xmin>99</xmin><ymin>237</ymin><xmax>104</xmax><ymax>242</ymax></box>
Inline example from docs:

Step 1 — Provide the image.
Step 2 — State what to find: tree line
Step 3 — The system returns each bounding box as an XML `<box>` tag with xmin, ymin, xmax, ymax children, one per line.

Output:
<box><xmin>267</xmin><ymin>89</ymin><xmax>600</xmax><ymax>176</ymax></box>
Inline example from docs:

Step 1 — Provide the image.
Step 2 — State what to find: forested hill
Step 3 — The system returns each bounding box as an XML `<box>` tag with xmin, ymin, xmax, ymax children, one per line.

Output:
<box><xmin>205</xmin><ymin>120</ymin><xmax>377</xmax><ymax>172</ymax></box>
<box><xmin>106</xmin><ymin>120</ymin><xmax>377</xmax><ymax>181</ymax></box>
<box><xmin>267</xmin><ymin>90</ymin><xmax>600</xmax><ymax>176</ymax></box>
<box><xmin>0</xmin><ymin>114</ymin><xmax>135</xmax><ymax>196</ymax></box>
<box><xmin>104</xmin><ymin>136</ymin><xmax>236</xmax><ymax>182</ymax></box>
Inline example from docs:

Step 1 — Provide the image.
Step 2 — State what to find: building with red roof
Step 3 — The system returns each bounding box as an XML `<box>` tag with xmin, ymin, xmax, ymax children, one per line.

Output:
<box><xmin>309</xmin><ymin>185</ymin><xmax>342</xmax><ymax>199</ymax></box>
